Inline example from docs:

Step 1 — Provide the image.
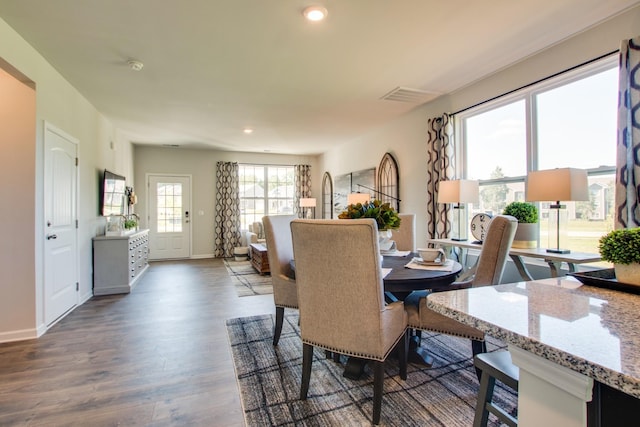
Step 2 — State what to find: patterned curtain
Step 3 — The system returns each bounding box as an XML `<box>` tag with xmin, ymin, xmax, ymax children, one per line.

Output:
<box><xmin>214</xmin><ymin>162</ymin><xmax>241</xmax><ymax>257</ymax></box>
<box><xmin>426</xmin><ymin>113</ymin><xmax>456</xmax><ymax>240</ymax></box>
<box><xmin>615</xmin><ymin>36</ymin><xmax>640</xmax><ymax>229</ymax></box>
<box><xmin>294</xmin><ymin>164</ymin><xmax>312</xmax><ymax>218</ymax></box>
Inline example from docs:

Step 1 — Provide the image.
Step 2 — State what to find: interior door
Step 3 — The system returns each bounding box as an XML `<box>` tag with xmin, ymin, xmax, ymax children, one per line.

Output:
<box><xmin>148</xmin><ymin>175</ymin><xmax>191</xmax><ymax>260</ymax></box>
<box><xmin>44</xmin><ymin>123</ymin><xmax>78</xmax><ymax>325</ymax></box>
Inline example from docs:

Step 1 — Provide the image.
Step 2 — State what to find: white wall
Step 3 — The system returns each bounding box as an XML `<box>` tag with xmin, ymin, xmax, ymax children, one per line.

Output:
<box><xmin>320</xmin><ymin>5</ymin><xmax>640</xmax><ymax>251</ymax></box>
<box><xmin>0</xmin><ymin>17</ymin><xmax>131</xmax><ymax>341</ymax></box>
<box><xmin>134</xmin><ymin>146</ymin><xmax>319</xmax><ymax>257</ymax></box>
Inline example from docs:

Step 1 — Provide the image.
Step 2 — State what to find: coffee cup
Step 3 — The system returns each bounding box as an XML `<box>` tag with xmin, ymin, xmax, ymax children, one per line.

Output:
<box><xmin>417</xmin><ymin>248</ymin><xmax>446</xmax><ymax>262</ymax></box>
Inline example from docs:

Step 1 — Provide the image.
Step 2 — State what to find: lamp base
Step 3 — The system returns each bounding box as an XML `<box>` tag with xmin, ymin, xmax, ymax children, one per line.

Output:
<box><xmin>546</xmin><ymin>248</ymin><xmax>570</xmax><ymax>254</ymax></box>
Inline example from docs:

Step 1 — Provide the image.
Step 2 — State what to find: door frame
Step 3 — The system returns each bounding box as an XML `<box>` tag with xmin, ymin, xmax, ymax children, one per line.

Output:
<box><xmin>43</xmin><ymin>121</ymin><xmax>79</xmax><ymax>328</ymax></box>
<box><xmin>145</xmin><ymin>173</ymin><xmax>193</xmax><ymax>260</ymax></box>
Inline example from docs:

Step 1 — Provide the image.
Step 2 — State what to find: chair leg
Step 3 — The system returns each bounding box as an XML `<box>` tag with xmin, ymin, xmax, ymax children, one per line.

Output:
<box><xmin>472</xmin><ymin>339</ymin><xmax>487</xmax><ymax>381</ymax></box>
<box><xmin>473</xmin><ymin>369</ymin><xmax>496</xmax><ymax>427</ymax></box>
<box><xmin>273</xmin><ymin>306</ymin><xmax>284</xmax><ymax>346</ymax></box>
<box><xmin>300</xmin><ymin>343</ymin><xmax>313</xmax><ymax>400</ymax></box>
<box><xmin>398</xmin><ymin>330</ymin><xmax>408</xmax><ymax>380</ymax></box>
<box><xmin>372</xmin><ymin>361</ymin><xmax>384</xmax><ymax>425</ymax></box>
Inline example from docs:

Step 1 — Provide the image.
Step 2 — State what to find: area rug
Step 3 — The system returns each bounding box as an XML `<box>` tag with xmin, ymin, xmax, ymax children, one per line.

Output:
<box><xmin>226</xmin><ymin>312</ymin><xmax>517</xmax><ymax>426</ymax></box>
<box><xmin>224</xmin><ymin>259</ymin><xmax>273</xmax><ymax>297</ymax></box>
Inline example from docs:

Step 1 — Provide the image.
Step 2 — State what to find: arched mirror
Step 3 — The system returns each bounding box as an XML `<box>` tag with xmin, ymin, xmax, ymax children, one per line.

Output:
<box><xmin>322</xmin><ymin>172</ymin><xmax>333</xmax><ymax>218</ymax></box>
<box><xmin>377</xmin><ymin>153</ymin><xmax>400</xmax><ymax>212</ymax></box>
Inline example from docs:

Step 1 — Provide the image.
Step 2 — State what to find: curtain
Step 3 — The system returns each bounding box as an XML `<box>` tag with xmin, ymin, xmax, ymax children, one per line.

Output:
<box><xmin>214</xmin><ymin>161</ymin><xmax>241</xmax><ymax>257</ymax></box>
<box><xmin>294</xmin><ymin>164</ymin><xmax>312</xmax><ymax>218</ymax></box>
<box><xmin>615</xmin><ymin>36</ymin><xmax>640</xmax><ymax>229</ymax></box>
<box><xmin>426</xmin><ymin>113</ymin><xmax>456</xmax><ymax>240</ymax></box>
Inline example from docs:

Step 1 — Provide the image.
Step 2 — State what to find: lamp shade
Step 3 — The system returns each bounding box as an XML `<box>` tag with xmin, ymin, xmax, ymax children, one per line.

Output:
<box><xmin>299</xmin><ymin>198</ymin><xmax>317</xmax><ymax>207</ymax></box>
<box><xmin>526</xmin><ymin>168</ymin><xmax>589</xmax><ymax>202</ymax></box>
<box><xmin>437</xmin><ymin>180</ymin><xmax>479</xmax><ymax>204</ymax></box>
<box><xmin>347</xmin><ymin>193</ymin><xmax>371</xmax><ymax>205</ymax></box>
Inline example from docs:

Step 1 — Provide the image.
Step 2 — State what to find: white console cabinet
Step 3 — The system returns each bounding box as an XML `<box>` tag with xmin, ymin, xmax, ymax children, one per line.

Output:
<box><xmin>92</xmin><ymin>229</ymin><xmax>149</xmax><ymax>295</ymax></box>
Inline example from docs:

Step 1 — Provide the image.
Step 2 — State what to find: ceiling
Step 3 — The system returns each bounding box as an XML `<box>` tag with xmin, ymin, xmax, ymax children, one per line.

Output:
<box><xmin>0</xmin><ymin>1</ymin><xmax>637</xmax><ymax>155</ymax></box>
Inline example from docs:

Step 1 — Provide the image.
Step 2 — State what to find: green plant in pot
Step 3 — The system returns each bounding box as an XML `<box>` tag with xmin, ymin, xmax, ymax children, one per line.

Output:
<box><xmin>124</xmin><ymin>218</ymin><xmax>138</xmax><ymax>230</ymax></box>
<box><xmin>503</xmin><ymin>201</ymin><xmax>538</xmax><ymax>249</ymax></box>
<box><xmin>598</xmin><ymin>228</ymin><xmax>640</xmax><ymax>286</ymax></box>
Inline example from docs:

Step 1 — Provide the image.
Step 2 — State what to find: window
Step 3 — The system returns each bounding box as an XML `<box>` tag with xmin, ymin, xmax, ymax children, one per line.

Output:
<box><xmin>156</xmin><ymin>182</ymin><xmax>183</xmax><ymax>233</ymax></box>
<box><xmin>238</xmin><ymin>164</ymin><xmax>295</xmax><ymax>229</ymax></box>
<box><xmin>458</xmin><ymin>57</ymin><xmax>617</xmax><ymax>253</ymax></box>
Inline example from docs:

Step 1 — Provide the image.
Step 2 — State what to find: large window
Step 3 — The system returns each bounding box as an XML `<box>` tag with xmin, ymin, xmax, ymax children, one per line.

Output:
<box><xmin>238</xmin><ymin>164</ymin><xmax>295</xmax><ymax>229</ymax></box>
<box><xmin>459</xmin><ymin>57</ymin><xmax>617</xmax><ymax>253</ymax></box>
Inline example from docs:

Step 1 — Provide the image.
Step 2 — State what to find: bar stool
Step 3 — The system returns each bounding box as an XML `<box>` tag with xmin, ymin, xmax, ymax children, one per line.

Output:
<box><xmin>473</xmin><ymin>350</ymin><xmax>519</xmax><ymax>427</ymax></box>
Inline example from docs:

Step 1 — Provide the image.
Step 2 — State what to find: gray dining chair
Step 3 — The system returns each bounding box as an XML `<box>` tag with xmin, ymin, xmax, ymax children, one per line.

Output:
<box><xmin>405</xmin><ymin>215</ymin><xmax>517</xmax><ymax>359</ymax></box>
<box><xmin>391</xmin><ymin>213</ymin><xmax>416</xmax><ymax>252</ymax></box>
<box><xmin>290</xmin><ymin>218</ymin><xmax>408</xmax><ymax>425</ymax></box>
<box><xmin>262</xmin><ymin>214</ymin><xmax>298</xmax><ymax>346</ymax></box>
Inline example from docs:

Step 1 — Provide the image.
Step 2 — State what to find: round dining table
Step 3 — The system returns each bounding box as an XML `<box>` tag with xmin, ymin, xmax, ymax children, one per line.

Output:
<box><xmin>341</xmin><ymin>254</ymin><xmax>463</xmax><ymax>379</ymax></box>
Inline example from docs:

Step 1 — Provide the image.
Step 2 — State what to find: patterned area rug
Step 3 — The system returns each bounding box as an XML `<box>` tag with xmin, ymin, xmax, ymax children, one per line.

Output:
<box><xmin>224</xmin><ymin>259</ymin><xmax>273</xmax><ymax>297</ymax></box>
<box><xmin>227</xmin><ymin>312</ymin><xmax>517</xmax><ymax>426</ymax></box>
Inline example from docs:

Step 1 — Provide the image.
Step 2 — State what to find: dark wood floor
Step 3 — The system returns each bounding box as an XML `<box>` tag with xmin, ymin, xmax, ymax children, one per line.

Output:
<box><xmin>0</xmin><ymin>258</ymin><xmax>274</xmax><ymax>426</ymax></box>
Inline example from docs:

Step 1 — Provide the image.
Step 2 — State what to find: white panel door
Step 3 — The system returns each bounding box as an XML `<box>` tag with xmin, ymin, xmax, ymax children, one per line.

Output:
<box><xmin>44</xmin><ymin>123</ymin><xmax>78</xmax><ymax>325</ymax></box>
<box><xmin>148</xmin><ymin>175</ymin><xmax>191</xmax><ymax>260</ymax></box>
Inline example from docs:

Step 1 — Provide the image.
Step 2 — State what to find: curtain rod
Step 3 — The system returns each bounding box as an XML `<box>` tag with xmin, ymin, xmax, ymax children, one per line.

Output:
<box><xmin>452</xmin><ymin>49</ymin><xmax>619</xmax><ymax>116</ymax></box>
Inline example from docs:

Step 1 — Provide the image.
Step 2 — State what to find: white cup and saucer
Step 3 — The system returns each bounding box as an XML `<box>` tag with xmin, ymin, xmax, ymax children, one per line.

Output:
<box><xmin>416</xmin><ymin>248</ymin><xmax>447</xmax><ymax>265</ymax></box>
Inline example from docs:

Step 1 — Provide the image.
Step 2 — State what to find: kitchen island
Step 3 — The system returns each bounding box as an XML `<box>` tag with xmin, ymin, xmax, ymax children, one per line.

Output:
<box><xmin>427</xmin><ymin>277</ymin><xmax>640</xmax><ymax>426</ymax></box>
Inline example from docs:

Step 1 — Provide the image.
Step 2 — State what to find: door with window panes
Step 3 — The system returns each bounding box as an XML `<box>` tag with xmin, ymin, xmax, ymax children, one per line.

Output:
<box><xmin>148</xmin><ymin>175</ymin><xmax>191</xmax><ymax>260</ymax></box>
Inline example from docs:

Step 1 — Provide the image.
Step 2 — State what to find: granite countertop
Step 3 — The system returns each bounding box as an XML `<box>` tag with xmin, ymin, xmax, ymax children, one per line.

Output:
<box><xmin>426</xmin><ymin>277</ymin><xmax>640</xmax><ymax>398</ymax></box>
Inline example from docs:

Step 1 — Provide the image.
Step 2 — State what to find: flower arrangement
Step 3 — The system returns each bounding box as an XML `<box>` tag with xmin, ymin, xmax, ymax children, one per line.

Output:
<box><xmin>338</xmin><ymin>199</ymin><xmax>401</xmax><ymax>230</ymax></box>
<box><xmin>598</xmin><ymin>228</ymin><xmax>640</xmax><ymax>265</ymax></box>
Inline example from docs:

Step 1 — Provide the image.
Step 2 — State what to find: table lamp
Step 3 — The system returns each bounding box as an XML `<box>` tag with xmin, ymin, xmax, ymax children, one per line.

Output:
<box><xmin>526</xmin><ymin>168</ymin><xmax>588</xmax><ymax>254</ymax></box>
<box><xmin>347</xmin><ymin>192</ymin><xmax>371</xmax><ymax>205</ymax></box>
<box><xmin>437</xmin><ymin>179</ymin><xmax>479</xmax><ymax>241</ymax></box>
<box><xmin>299</xmin><ymin>198</ymin><xmax>317</xmax><ymax>219</ymax></box>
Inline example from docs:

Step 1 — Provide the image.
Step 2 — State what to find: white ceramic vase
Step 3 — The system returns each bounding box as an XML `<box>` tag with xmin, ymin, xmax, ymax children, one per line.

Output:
<box><xmin>614</xmin><ymin>263</ymin><xmax>640</xmax><ymax>286</ymax></box>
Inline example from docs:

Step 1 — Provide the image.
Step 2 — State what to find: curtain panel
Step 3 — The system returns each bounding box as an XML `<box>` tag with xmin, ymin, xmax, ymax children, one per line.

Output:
<box><xmin>294</xmin><ymin>164</ymin><xmax>312</xmax><ymax>218</ymax></box>
<box><xmin>615</xmin><ymin>36</ymin><xmax>640</xmax><ymax>229</ymax></box>
<box><xmin>426</xmin><ymin>113</ymin><xmax>456</xmax><ymax>240</ymax></box>
<box><xmin>214</xmin><ymin>161</ymin><xmax>241</xmax><ymax>257</ymax></box>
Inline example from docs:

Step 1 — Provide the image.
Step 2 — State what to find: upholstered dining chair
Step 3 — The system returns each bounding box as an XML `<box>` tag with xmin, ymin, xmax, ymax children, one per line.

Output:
<box><xmin>392</xmin><ymin>213</ymin><xmax>416</xmax><ymax>252</ymax></box>
<box><xmin>290</xmin><ymin>219</ymin><xmax>408</xmax><ymax>425</ymax></box>
<box><xmin>404</xmin><ymin>215</ymin><xmax>517</xmax><ymax>359</ymax></box>
<box><xmin>262</xmin><ymin>214</ymin><xmax>298</xmax><ymax>346</ymax></box>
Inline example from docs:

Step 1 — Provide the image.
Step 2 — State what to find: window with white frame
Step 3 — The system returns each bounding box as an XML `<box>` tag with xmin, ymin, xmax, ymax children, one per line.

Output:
<box><xmin>238</xmin><ymin>164</ymin><xmax>295</xmax><ymax>230</ymax></box>
<box><xmin>458</xmin><ymin>56</ymin><xmax>617</xmax><ymax>254</ymax></box>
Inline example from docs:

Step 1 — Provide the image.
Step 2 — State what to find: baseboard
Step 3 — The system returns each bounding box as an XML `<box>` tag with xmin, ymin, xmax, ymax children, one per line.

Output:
<box><xmin>0</xmin><ymin>327</ymin><xmax>39</xmax><ymax>343</ymax></box>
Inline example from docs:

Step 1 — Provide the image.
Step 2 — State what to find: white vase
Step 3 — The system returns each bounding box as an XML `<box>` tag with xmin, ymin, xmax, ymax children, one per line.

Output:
<box><xmin>378</xmin><ymin>229</ymin><xmax>395</xmax><ymax>252</ymax></box>
<box><xmin>614</xmin><ymin>263</ymin><xmax>640</xmax><ymax>286</ymax></box>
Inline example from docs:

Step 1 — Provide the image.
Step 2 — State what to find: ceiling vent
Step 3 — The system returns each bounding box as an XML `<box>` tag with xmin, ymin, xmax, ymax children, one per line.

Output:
<box><xmin>380</xmin><ymin>87</ymin><xmax>439</xmax><ymax>103</ymax></box>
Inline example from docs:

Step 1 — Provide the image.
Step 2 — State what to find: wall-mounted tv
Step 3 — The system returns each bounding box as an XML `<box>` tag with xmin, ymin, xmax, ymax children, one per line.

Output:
<box><xmin>100</xmin><ymin>169</ymin><xmax>127</xmax><ymax>216</ymax></box>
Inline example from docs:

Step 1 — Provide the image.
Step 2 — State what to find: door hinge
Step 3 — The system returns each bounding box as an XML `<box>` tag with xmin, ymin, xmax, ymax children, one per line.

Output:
<box><xmin>76</xmin><ymin>282</ymin><xmax>79</xmax><ymax>291</ymax></box>
<box><xmin>76</xmin><ymin>219</ymin><xmax>79</xmax><ymax>228</ymax></box>
<box><xmin>75</xmin><ymin>157</ymin><xmax>78</xmax><ymax>166</ymax></box>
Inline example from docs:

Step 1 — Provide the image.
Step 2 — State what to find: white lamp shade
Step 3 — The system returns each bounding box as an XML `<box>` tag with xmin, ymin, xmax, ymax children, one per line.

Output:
<box><xmin>526</xmin><ymin>168</ymin><xmax>589</xmax><ymax>202</ymax></box>
<box><xmin>437</xmin><ymin>180</ymin><xmax>479</xmax><ymax>204</ymax></box>
<box><xmin>299</xmin><ymin>198</ymin><xmax>317</xmax><ymax>207</ymax></box>
<box><xmin>347</xmin><ymin>193</ymin><xmax>371</xmax><ymax>205</ymax></box>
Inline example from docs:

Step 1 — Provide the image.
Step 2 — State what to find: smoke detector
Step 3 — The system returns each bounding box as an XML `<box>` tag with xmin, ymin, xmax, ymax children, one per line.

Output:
<box><xmin>127</xmin><ymin>60</ymin><xmax>144</xmax><ymax>71</ymax></box>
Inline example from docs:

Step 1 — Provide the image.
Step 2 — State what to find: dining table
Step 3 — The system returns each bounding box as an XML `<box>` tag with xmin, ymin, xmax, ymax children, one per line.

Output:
<box><xmin>341</xmin><ymin>252</ymin><xmax>463</xmax><ymax>379</ymax></box>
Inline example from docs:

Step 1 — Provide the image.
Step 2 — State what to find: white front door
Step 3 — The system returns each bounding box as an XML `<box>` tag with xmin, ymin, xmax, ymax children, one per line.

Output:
<box><xmin>148</xmin><ymin>175</ymin><xmax>191</xmax><ymax>260</ymax></box>
<box><xmin>44</xmin><ymin>123</ymin><xmax>78</xmax><ymax>325</ymax></box>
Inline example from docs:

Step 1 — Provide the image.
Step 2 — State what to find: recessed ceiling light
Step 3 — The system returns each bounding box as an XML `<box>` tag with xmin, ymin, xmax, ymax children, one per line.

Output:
<box><xmin>243</xmin><ymin>128</ymin><xmax>254</xmax><ymax>134</ymax></box>
<box><xmin>303</xmin><ymin>6</ymin><xmax>328</xmax><ymax>22</ymax></box>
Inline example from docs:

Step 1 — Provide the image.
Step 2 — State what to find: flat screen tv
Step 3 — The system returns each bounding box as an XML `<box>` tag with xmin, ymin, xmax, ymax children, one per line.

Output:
<box><xmin>100</xmin><ymin>169</ymin><xmax>127</xmax><ymax>216</ymax></box>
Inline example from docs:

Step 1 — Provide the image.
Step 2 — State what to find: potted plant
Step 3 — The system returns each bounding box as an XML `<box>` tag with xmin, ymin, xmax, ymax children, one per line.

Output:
<box><xmin>503</xmin><ymin>201</ymin><xmax>538</xmax><ymax>248</ymax></box>
<box><xmin>598</xmin><ymin>228</ymin><xmax>640</xmax><ymax>286</ymax></box>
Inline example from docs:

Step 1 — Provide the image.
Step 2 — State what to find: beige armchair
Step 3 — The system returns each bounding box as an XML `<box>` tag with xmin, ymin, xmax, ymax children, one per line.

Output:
<box><xmin>405</xmin><ymin>215</ymin><xmax>517</xmax><ymax>358</ymax></box>
<box><xmin>262</xmin><ymin>215</ymin><xmax>298</xmax><ymax>346</ymax></box>
<box><xmin>290</xmin><ymin>218</ymin><xmax>408</xmax><ymax>425</ymax></box>
<box><xmin>391</xmin><ymin>213</ymin><xmax>416</xmax><ymax>252</ymax></box>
